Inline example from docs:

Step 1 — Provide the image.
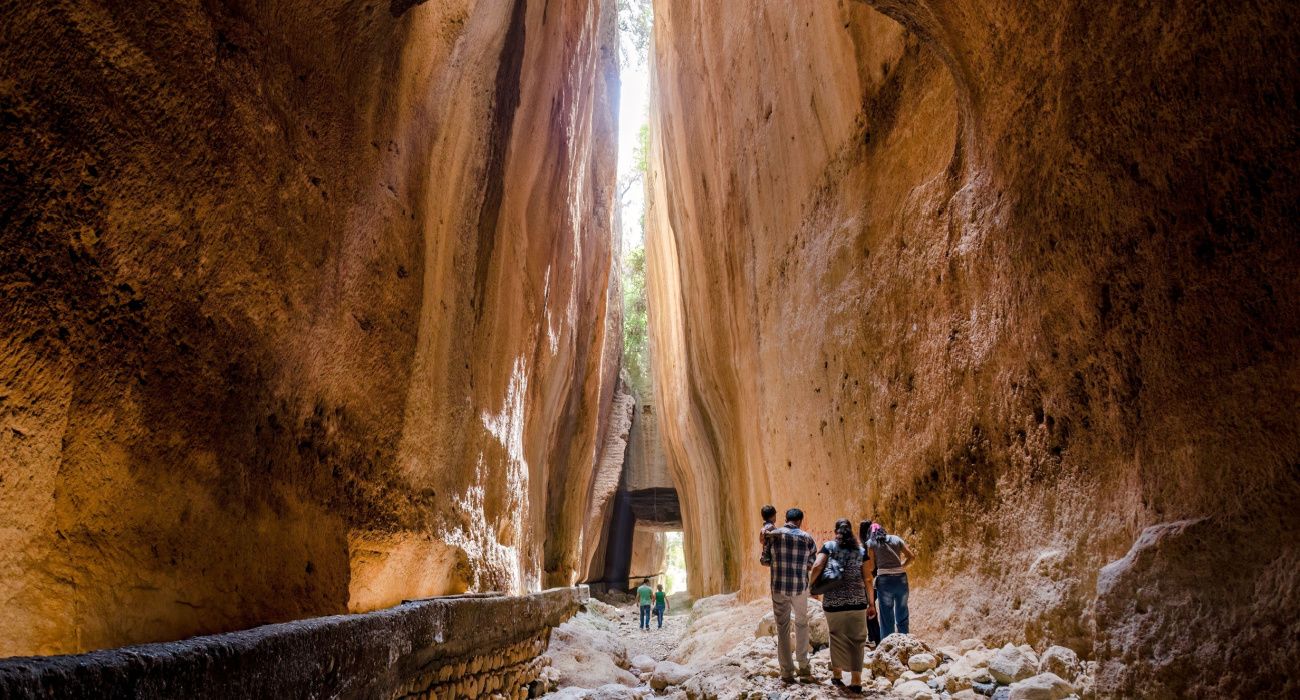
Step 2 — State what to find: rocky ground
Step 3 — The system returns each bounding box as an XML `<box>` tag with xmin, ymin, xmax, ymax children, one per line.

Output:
<box><xmin>538</xmin><ymin>594</ymin><xmax>1094</xmax><ymax>700</ymax></box>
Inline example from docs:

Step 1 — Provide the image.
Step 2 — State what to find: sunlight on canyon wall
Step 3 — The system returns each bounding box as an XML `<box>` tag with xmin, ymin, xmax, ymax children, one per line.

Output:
<box><xmin>646</xmin><ymin>0</ymin><xmax>1299</xmax><ymax>695</ymax></box>
<box><xmin>0</xmin><ymin>0</ymin><xmax>620</xmax><ymax>656</ymax></box>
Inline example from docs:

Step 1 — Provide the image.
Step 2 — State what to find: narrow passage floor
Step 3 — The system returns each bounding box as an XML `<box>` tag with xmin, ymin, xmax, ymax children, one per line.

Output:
<box><xmin>539</xmin><ymin>594</ymin><xmax>1090</xmax><ymax>699</ymax></box>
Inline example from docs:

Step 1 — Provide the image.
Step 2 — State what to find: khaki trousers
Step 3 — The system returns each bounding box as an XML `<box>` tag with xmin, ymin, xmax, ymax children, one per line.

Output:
<box><xmin>771</xmin><ymin>590</ymin><xmax>810</xmax><ymax>676</ymax></box>
<box><xmin>826</xmin><ymin>608</ymin><xmax>868</xmax><ymax>673</ymax></box>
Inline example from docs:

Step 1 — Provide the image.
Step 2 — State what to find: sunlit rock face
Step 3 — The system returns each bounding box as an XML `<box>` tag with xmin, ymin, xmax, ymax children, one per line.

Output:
<box><xmin>580</xmin><ymin>383</ymin><xmax>635</xmax><ymax>583</ymax></box>
<box><xmin>629</xmin><ymin>528</ymin><xmax>666</xmax><ymax>581</ymax></box>
<box><xmin>0</xmin><ymin>0</ymin><xmax>620</xmax><ymax>655</ymax></box>
<box><xmin>647</xmin><ymin>0</ymin><xmax>1298</xmax><ymax>694</ymax></box>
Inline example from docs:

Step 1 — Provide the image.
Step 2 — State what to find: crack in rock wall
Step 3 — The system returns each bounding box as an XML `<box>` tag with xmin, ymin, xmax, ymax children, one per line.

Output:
<box><xmin>645</xmin><ymin>0</ymin><xmax>1299</xmax><ymax>695</ymax></box>
<box><xmin>0</xmin><ymin>0</ymin><xmax>621</xmax><ymax>656</ymax></box>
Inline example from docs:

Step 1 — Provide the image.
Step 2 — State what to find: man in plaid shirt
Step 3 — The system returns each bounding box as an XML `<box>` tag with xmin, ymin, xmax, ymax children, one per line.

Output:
<box><xmin>765</xmin><ymin>507</ymin><xmax>818</xmax><ymax>681</ymax></box>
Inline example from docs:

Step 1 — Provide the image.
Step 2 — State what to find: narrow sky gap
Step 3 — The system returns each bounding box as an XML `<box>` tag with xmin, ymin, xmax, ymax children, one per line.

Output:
<box><xmin>616</xmin><ymin>5</ymin><xmax>651</xmax><ymax>253</ymax></box>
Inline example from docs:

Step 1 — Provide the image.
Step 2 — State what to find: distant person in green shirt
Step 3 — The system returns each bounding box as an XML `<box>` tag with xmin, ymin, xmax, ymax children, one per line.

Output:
<box><xmin>653</xmin><ymin>584</ymin><xmax>669</xmax><ymax>628</ymax></box>
<box><xmin>636</xmin><ymin>578</ymin><xmax>653</xmax><ymax>629</ymax></box>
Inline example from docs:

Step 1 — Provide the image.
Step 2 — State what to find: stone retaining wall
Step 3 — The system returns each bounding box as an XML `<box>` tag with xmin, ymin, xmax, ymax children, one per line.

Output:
<box><xmin>0</xmin><ymin>587</ymin><xmax>587</xmax><ymax>699</ymax></box>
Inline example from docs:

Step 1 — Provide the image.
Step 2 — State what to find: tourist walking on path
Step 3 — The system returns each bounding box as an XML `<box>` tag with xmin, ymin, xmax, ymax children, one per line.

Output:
<box><xmin>653</xmin><ymin>584</ymin><xmax>669</xmax><ymax>628</ymax></box>
<box><xmin>867</xmin><ymin>522</ymin><xmax>915</xmax><ymax>638</ymax></box>
<box><xmin>810</xmin><ymin>519</ymin><xmax>875</xmax><ymax>693</ymax></box>
<box><xmin>766</xmin><ymin>508</ymin><xmax>818</xmax><ymax>682</ymax></box>
<box><xmin>636</xmin><ymin>578</ymin><xmax>654</xmax><ymax>630</ymax></box>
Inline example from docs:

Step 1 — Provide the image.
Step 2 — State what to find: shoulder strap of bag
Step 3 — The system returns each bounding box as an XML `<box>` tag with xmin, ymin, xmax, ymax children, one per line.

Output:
<box><xmin>875</xmin><ymin>536</ymin><xmax>899</xmax><ymax>561</ymax></box>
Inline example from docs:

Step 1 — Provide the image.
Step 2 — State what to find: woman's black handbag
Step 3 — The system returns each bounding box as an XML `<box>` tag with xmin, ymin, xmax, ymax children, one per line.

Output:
<box><xmin>810</xmin><ymin>543</ymin><xmax>846</xmax><ymax>595</ymax></box>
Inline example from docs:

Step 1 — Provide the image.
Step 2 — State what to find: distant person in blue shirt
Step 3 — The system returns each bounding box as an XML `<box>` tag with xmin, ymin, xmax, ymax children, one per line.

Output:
<box><xmin>636</xmin><ymin>578</ymin><xmax>654</xmax><ymax>630</ymax></box>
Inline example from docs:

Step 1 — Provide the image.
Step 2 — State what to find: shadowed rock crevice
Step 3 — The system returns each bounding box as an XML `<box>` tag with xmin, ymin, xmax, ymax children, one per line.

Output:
<box><xmin>473</xmin><ymin>0</ymin><xmax>529</xmax><ymax>323</ymax></box>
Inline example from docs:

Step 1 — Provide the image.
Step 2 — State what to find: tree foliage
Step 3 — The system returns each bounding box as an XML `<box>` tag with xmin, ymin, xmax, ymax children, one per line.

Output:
<box><xmin>616</xmin><ymin>1</ymin><xmax>653</xmax><ymax>398</ymax></box>
<box><xmin>621</xmin><ymin>123</ymin><xmax>652</xmax><ymax>397</ymax></box>
<box><xmin>633</xmin><ymin>122</ymin><xmax>650</xmax><ymax>174</ymax></box>
<box><xmin>617</xmin><ymin>0</ymin><xmax>653</xmax><ymax>68</ymax></box>
<box><xmin>618</xmin><ymin>123</ymin><xmax>651</xmax><ymax>208</ymax></box>
<box><xmin>622</xmin><ymin>245</ymin><xmax>650</xmax><ymax>398</ymax></box>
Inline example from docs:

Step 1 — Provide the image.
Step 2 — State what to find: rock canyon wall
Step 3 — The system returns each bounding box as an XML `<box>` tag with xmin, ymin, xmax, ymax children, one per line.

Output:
<box><xmin>647</xmin><ymin>0</ymin><xmax>1298</xmax><ymax>696</ymax></box>
<box><xmin>0</xmin><ymin>0</ymin><xmax>620</xmax><ymax>656</ymax></box>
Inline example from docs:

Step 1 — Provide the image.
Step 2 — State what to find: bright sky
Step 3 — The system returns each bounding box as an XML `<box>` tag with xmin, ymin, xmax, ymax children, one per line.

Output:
<box><xmin>616</xmin><ymin>31</ymin><xmax>652</xmax><ymax>253</ymax></box>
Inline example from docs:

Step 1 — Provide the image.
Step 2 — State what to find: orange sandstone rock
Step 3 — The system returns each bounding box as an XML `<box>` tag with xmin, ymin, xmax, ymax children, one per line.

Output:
<box><xmin>0</xmin><ymin>0</ymin><xmax>621</xmax><ymax>655</ymax></box>
<box><xmin>646</xmin><ymin>0</ymin><xmax>1299</xmax><ymax>695</ymax></box>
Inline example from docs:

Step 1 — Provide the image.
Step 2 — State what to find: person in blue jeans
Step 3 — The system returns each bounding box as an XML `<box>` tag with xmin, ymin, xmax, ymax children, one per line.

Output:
<box><xmin>653</xmin><ymin>584</ymin><xmax>669</xmax><ymax>628</ymax></box>
<box><xmin>866</xmin><ymin>522</ymin><xmax>916</xmax><ymax>638</ymax></box>
<box><xmin>636</xmin><ymin>578</ymin><xmax>654</xmax><ymax>629</ymax></box>
<box><xmin>860</xmin><ymin>521</ymin><xmax>882</xmax><ymax>647</ymax></box>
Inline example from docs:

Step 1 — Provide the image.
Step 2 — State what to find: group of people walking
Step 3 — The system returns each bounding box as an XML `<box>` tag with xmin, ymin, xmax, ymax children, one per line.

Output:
<box><xmin>761</xmin><ymin>505</ymin><xmax>915</xmax><ymax>693</ymax></box>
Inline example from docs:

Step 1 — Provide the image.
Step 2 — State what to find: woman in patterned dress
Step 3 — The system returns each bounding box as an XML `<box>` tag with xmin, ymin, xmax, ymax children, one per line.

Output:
<box><xmin>810</xmin><ymin>518</ymin><xmax>876</xmax><ymax>693</ymax></box>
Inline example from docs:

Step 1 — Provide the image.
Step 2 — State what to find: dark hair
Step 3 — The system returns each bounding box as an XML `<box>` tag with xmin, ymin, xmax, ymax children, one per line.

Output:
<box><xmin>642</xmin><ymin>578</ymin><xmax>650</xmax><ymax>584</ymax></box>
<box><xmin>657</xmin><ymin>584</ymin><xmax>663</xmax><ymax>590</ymax></box>
<box><xmin>859</xmin><ymin>520</ymin><xmax>873</xmax><ymax>543</ymax></box>
<box><xmin>761</xmin><ymin>504</ymin><xmax>777</xmax><ymax>520</ymax></box>
<box><xmin>785</xmin><ymin>507</ymin><xmax>804</xmax><ymax>523</ymax></box>
<box><xmin>835</xmin><ymin>518</ymin><xmax>859</xmax><ymax>550</ymax></box>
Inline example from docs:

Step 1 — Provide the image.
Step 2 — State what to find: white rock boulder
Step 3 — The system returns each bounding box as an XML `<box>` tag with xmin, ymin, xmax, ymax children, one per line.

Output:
<box><xmin>909</xmin><ymin>652</ymin><xmax>938</xmax><ymax>672</ymax></box>
<box><xmin>894</xmin><ymin>679</ymin><xmax>940</xmax><ymax>700</ymax></box>
<box><xmin>898</xmin><ymin>669</ymin><xmax>935</xmax><ymax>683</ymax></box>
<box><xmin>964</xmin><ymin>646</ymin><xmax>995</xmax><ymax>668</ymax></box>
<box><xmin>941</xmin><ymin>657</ymin><xmax>991</xmax><ymax>693</ymax></box>
<box><xmin>649</xmin><ymin>661</ymin><xmax>695</xmax><ymax>691</ymax></box>
<box><xmin>871</xmin><ymin>634</ymin><xmax>936</xmax><ymax>680</ymax></box>
<box><xmin>585</xmin><ymin>599</ymin><xmax>623</xmax><ymax>623</ymax></box>
<box><xmin>988</xmin><ymin>644</ymin><xmax>1038</xmax><ymax>684</ymax></box>
<box><xmin>629</xmin><ymin>654</ymin><xmax>657</xmax><ymax>674</ymax></box>
<box><xmin>1008</xmin><ymin>672</ymin><xmax>1076</xmax><ymax>700</ymax></box>
<box><xmin>546</xmin><ymin>613</ymin><xmax>639</xmax><ymax>689</ymax></box>
<box><xmin>1038</xmin><ymin>645</ymin><xmax>1082</xmax><ymax>680</ymax></box>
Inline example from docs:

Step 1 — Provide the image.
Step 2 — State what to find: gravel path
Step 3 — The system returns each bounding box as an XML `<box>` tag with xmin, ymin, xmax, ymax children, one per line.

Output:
<box><xmin>612</xmin><ymin>601</ymin><xmax>691</xmax><ymax>662</ymax></box>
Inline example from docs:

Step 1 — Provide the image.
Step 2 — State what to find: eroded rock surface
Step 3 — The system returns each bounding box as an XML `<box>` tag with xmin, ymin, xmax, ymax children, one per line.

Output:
<box><xmin>646</xmin><ymin>0</ymin><xmax>1298</xmax><ymax>694</ymax></box>
<box><xmin>0</xmin><ymin>0</ymin><xmax>621</xmax><ymax>655</ymax></box>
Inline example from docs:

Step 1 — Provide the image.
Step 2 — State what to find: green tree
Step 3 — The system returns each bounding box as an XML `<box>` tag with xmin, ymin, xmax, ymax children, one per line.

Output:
<box><xmin>615</xmin><ymin>0</ymin><xmax>652</xmax><ymax>397</ymax></box>
<box><xmin>617</xmin><ymin>123</ymin><xmax>651</xmax><ymax>214</ymax></box>
<box><xmin>616</xmin><ymin>0</ymin><xmax>653</xmax><ymax>68</ymax></box>
<box><xmin>622</xmin><ymin>245</ymin><xmax>650</xmax><ymax>398</ymax></box>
